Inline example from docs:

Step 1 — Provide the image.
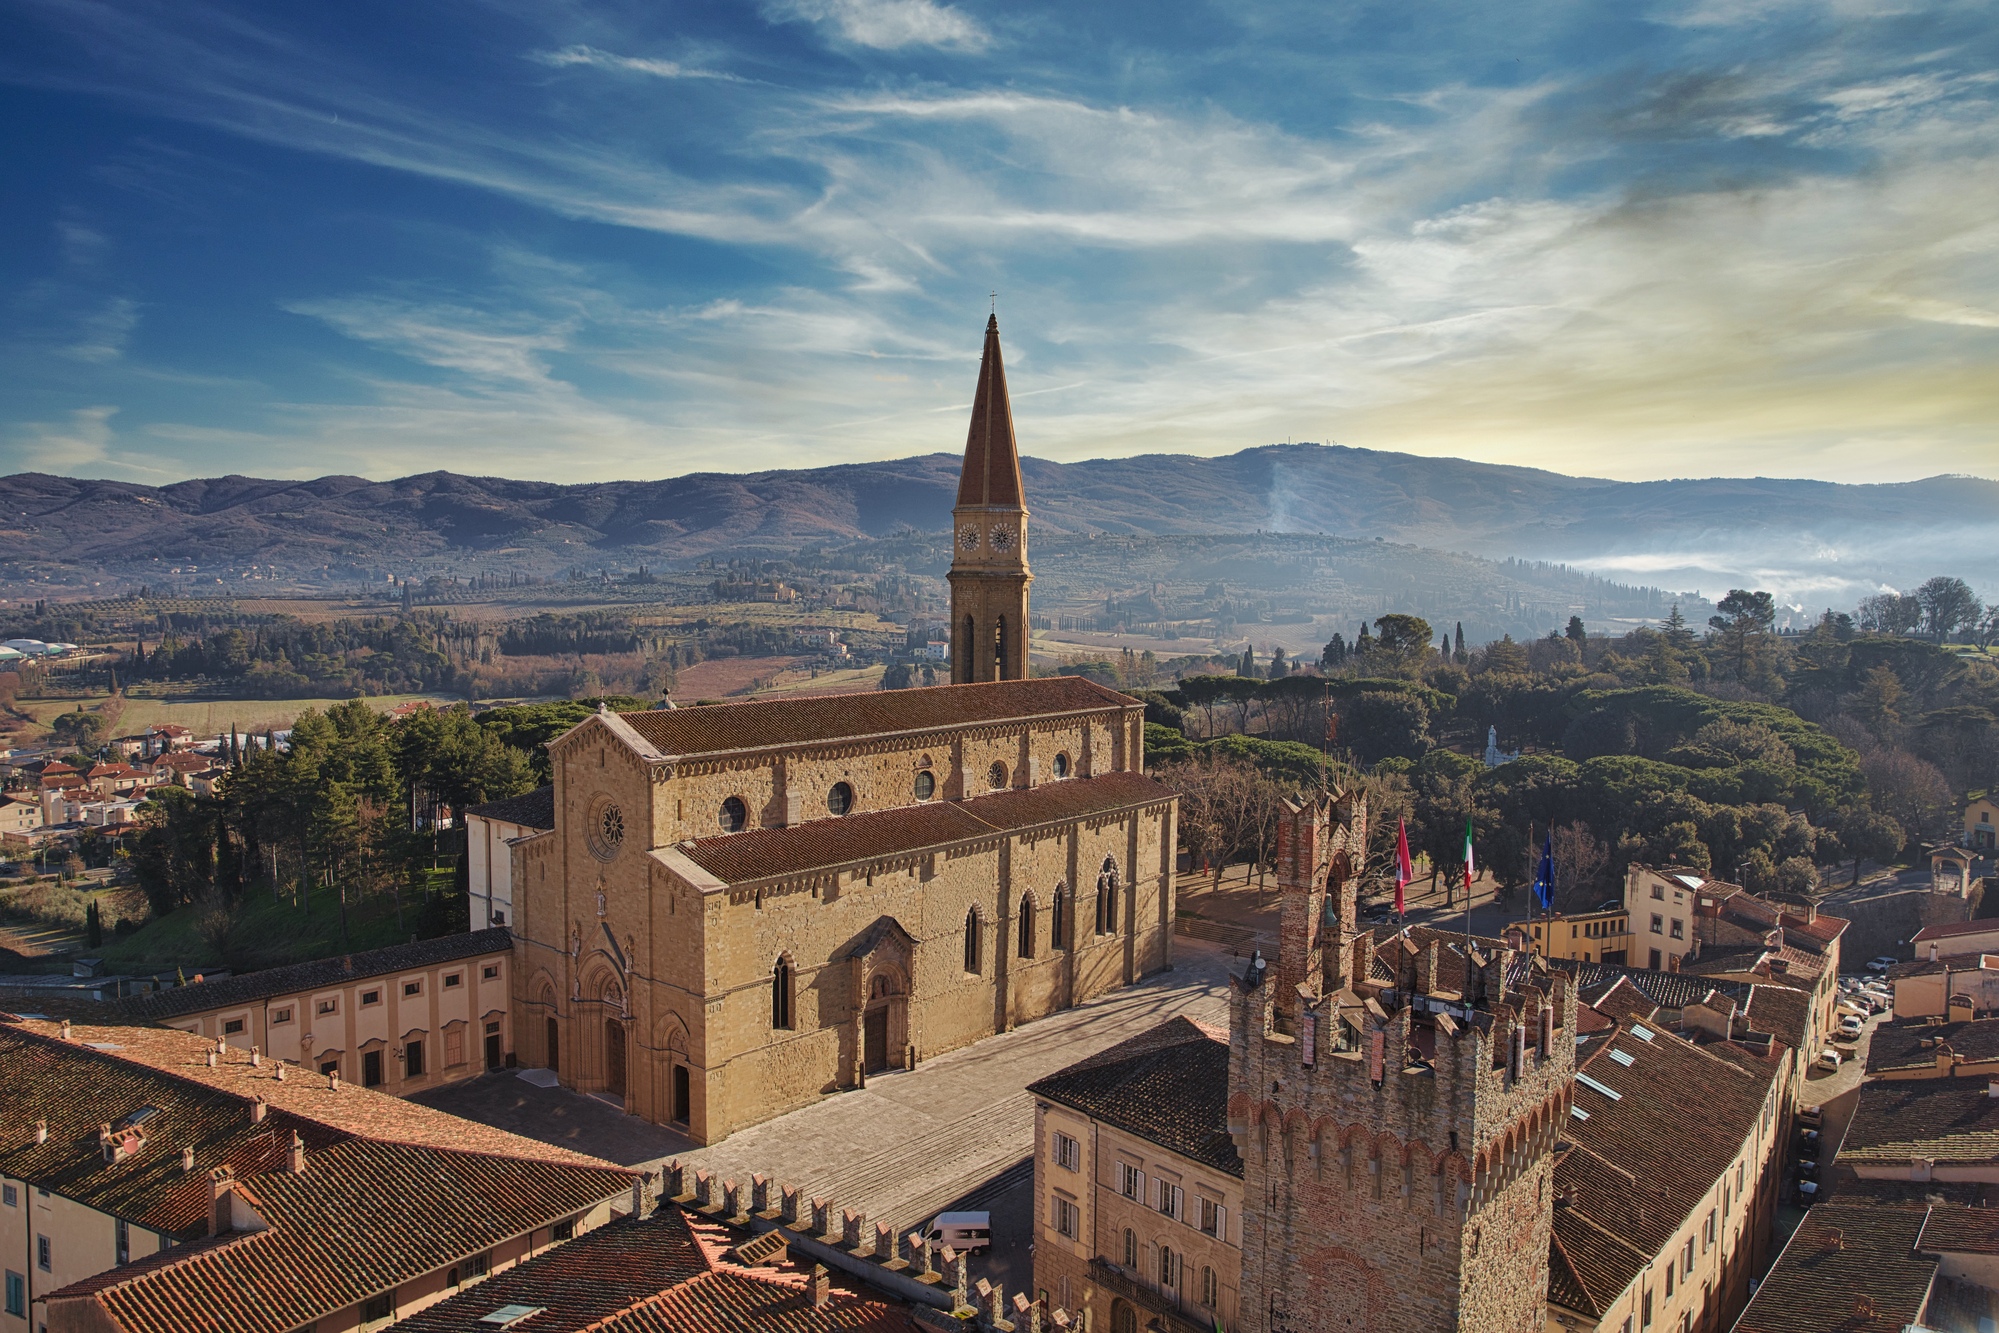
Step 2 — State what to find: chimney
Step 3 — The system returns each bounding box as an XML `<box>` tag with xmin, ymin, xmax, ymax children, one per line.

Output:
<box><xmin>208</xmin><ymin>1167</ymin><xmax>234</xmax><ymax>1236</ymax></box>
<box><xmin>809</xmin><ymin>1263</ymin><xmax>832</xmax><ymax>1308</ymax></box>
<box><xmin>1932</xmin><ymin>940</ymin><xmax>1941</xmax><ymax>962</ymax></box>
<box><xmin>274</xmin><ymin>1061</ymin><xmax>286</xmax><ymax>1083</ymax></box>
<box><xmin>181</xmin><ymin>1146</ymin><xmax>195</xmax><ymax>1173</ymax></box>
<box><xmin>288</xmin><ymin>1132</ymin><xmax>306</xmax><ymax>1175</ymax></box>
<box><xmin>250</xmin><ymin>1047</ymin><xmax>261</xmax><ymax>1068</ymax></box>
<box><xmin>215</xmin><ymin>1036</ymin><xmax>227</xmax><ymax>1056</ymax></box>
<box><xmin>1823</xmin><ymin>1228</ymin><xmax>1845</xmax><ymax>1252</ymax></box>
<box><xmin>58</xmin><ymin>1020</ymin><xmax>71</xmax><ymax>1041</ymax></box>
<box><xmin>1986</xmin><ymin>1080</ymin><xmax>1999</xmax><ymax>1099</ymax></box>
<box><xmin>249</xmin><ymin>1096</ymin><xmax>266</xmax><ymax>1124</ymax></box>
<box><xmin>206</xmin><ymin>1050</ymin><xmax>218</xmax><ymax>1068</ymax></box>
<box><xmin>34</xmin><ymin>1120</ymin><xmax>47</xmax><ymax>1145</ymax></box>
<box><xmin>327</xmin><ymin>1069</ymin><xmax>340</xmax><ymax>1091</ymax></box>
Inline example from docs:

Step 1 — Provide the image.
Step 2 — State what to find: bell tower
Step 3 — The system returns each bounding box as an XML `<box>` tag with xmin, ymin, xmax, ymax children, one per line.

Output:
<box><xmin>948</xmin><ymin>314</ymin><xmax>1032</xmax><ymax>684</ymax></box>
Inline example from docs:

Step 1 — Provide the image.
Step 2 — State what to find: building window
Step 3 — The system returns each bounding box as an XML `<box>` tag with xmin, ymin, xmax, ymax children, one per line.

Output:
<box><xmin>552</xmin><ymin>1219</ymin><xmax>576</xmax><ymax>1242</ymax></box>
<box><xmin>1201</xmin><ymin>1266</ymin><xmax>1218</xmax><ymax>1308</ymax></box>
<box><xmin>404</xmin><ymin>981</ymin><xmax>422</xmax><ymax>998</ymax></box>
<box><xmin>464</xmin><ymin>1252</ymin><xmax>490</xmax><ymax>1280</ymax></box>
<box><xmin>1665</xmin><ymin>1263</ymin><xmax>1674</xmax><ymax>1298</ymax></box>
<box><xmin>483</xmin><ymin>965</ymin><xmax>501</xmax><ymax>981</ymax></box>
<box><xmin>363</xmin><ymin>1050</ymin><xmax>384</xmax><ymax>1087</ymax></box>
<box><xmin>116</xmin><ymin>1219</ymin><xmax>129</xmax><ymax>1265</ymax></box>
<box><xmin>361</xmin><ymin>1292</ymin><xmax>393</xmax><ymax>1323</ymax></box>
<box><xmin>1160</xmin><ymin>1245</ymin><xmax>1179</xmax><ymax>1289</ymax></box>
<box><xmin>1120</xmin><ymin>1164</ymin><xmax>1145</xmax><ymax>1200</ymax></box>
<box><xmin>964</xmin><ymin>909</ymin><xmax>982</xmax><ymax>975</ymax></box>
<box><xmin>913</xmin><ymin>771</ymin><xmax>935</xmax><ymax>801</ymax></box>
<box><xmin>827</xmin><ymin>782</ymin><xmax>853</xmax><ymax>817</ymax></box>
<box><xmin>772</xmin><ymin>958</ymin><xmax>794</xmax><ymax>1030</ymax></box>
<box><xmin>1198</xmin><ymin>1197</ymin><xmax>1226</xmax><ymax>1238</ymax></box>
<box><xmin>1652</xmin><ymin>884</ymin><xmax>1665</xmax><ymax>900</ymax></box>
<box><xmin>1053</xmin><ymin>1195</ymin><xmax>1079</xmax><ymax>1239</ymax></box>
<box><xmin>272</xmin><ymin>1007</ymin><xmax>292</xmax><ymax>1024</ymax></box>
<box><xmin>404</xmin><ymin>1041</ymin><xmax>425</xmax><ymax>1079</ymax></box>
<box><xmin>1650</xmin><ymin>915</ymin><xmax>1664</xmax><ymax>935</ymax></box>
<box><xmin>1018</xmin><ymin>894</ymin><xmax>1036</xmax><ymax>959</ymax></box>
<box><xmin>4</xmin><ymin>1271</ymin><xmax>22</xmax><ymax>1317</ymax></box>
<box><xmin>1054</xmin><ymin>1132</ymin><xmax>1080</xmax><ymax>1171</ymax></box>
<box><xmin>1704</xmin><ymin>1209</ymin><xmax>1716</xmax><ymax>1248</ymax></box>
<box><xmin>1096</xmin><ymin>858</ymin><xmax>1120</xmax><ymax>934</ymax></box>
<box><xmin>1157</xmin><ymin>1182</ymin><xmax>1182</xmax><ymax>1220</ymax></box>
<box><xmin>361</xmin><ymin>990</ymin><xmax>381</xmax><ymax>1007</ymax></box>
<box><xmin>719</xmin><ymin>795</ymin><xmax>748</xmax><ymax>831</ymax></box>
<box><xmin>1123</xmin><ymin>1229</ymin><xmax>1137</xmax><ymax>1269</ymax></box>
<box><xmin>988</xmin><ymin>761</ymin><xmax>1008</xmax><ymax>790</ymax></box>
<box><xmin>320</xmin><ymin>1058</ymin><xmax>340</xmax><ymax>1077</ymax></box>
<box><xmin>1670</xmin><ymin>918</ymin><xmax>1684</xmax><ymax>940</ymax></box>
<box><xmin>223</xmin><ymin>1018</ymin><xmax>245</xmax><ymax>1036</ymax></box>
<box><xmin>1643</xmin><ymin>1290</ymin><xmax>1654</xmax><ymax>1327</ymax></box>
<box><xmin>1682</xmin><ymin>1236</ymin><xmax>1694</xmax><ymax>1276</ymax></box>
<box><xmin>1051</xmin><ymin>884</ymin><xmax>1068</xmax><ymax>949</ymax></box>
<box><xmin>36</xmin><ymin>1235</ymin><xmax>50</xmax><ymax>1272</ymax></box>
<box><xmin>3</xmin><ymin>1183</ymin><xmax>16</xmax><ymax>1207</ymax></box>
<box><xmin>445</xmin><ymin>1027</ymin><xmax>465</xmax><ymax>1067</ymax></box>
<box><xmin>1053</xmin><ymin>752</ymin><xmax>1070</xmax><ymax>778</ymax></box>
<box><xmin>318</xmin><ymin>997</ymin><xmax>338</xmax><ymax>1015</ymax></box>
<box><xmin>443</xmin><ymin>973</ymin><xmax>461</xmax><ymax>989</ymax></box>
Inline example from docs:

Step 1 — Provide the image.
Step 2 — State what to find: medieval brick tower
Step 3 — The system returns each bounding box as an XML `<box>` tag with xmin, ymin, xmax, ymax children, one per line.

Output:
<box><xmin>1229</xmin><ymin>792</ymin><xmax>1575</xmax><ymax>1333</ymax></box>
<box><xmin>948</xmin><ymin>315</ymin><xmax>1032</xmax><ymax>684</ymax></box>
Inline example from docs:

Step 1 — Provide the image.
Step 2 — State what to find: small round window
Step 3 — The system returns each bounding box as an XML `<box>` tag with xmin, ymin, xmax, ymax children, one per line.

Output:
<box><xmin>827</xmin><ymin>782</ymin><xmax>854</xmax><ymax>816</ymax></box>
<box><xmin>1052</xmin><ymin>752</ymin><xmax>1071</xmax><ymax>778</ymax></box>
<box><xmin>988</xmin><ymin>761</ymin><xmax>1008</xmax><ymax>790</ymax></box>
<box><xmin>913</xmin><ymin>771</ymin><xmax>936</xmax><ymax>801</ymax></box>
<box><xmin>719</xmin><ymin>796</ymin><xmax>748</xmax><ymax>832</ymax></box>
<box><xmin>587</xmin><ymin>798</ymin><xmax>626</xmax><ymax>861</ymax></box>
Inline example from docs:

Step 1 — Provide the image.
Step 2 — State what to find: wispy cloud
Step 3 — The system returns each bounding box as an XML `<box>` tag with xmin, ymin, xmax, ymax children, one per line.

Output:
<box><xmin>529</xmin><ymin>45</ymin><xmax>744</xmax><ymax>83</ymax></box>
<box><xmin>62</xmin><ymin>298</ymin><xmax>139</xmax><ymax>363</ymax></box>
<box><xmin>763</xmin><ymin>0</ymin><xmax>990</xmax><ymax>52</ymax></box>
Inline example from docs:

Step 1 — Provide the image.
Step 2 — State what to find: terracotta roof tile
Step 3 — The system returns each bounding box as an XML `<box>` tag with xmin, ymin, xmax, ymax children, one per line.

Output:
<box><xmin>1919</xmin><ymin>1206</ymin><xmax>1999</xmax><ymax>1257</ymax></box>
<box><xmin>466</xmin><ymin>784</ymin><xmax>556</xmax><ymax>830</ymax></box>
<box><xmin>130</xmin><ymin>928</ymin><xmax>512</xmax><ymax>1021</ymax></box>
<box><xmin>1866</xmin><ymin>1017</ymin><xmax>1999</xmax><ymax>1076</ymax></box>
<box><xmin>680</xmin><ymin>771</ymin><xmax>1172</xmax><ymax>885</ymax></box>
<box><xmin>1733</xmin><ymin>1205</ymin><xmax>1938</xmax><ymax>1333</ymax></box>
<box><xmin>1028</xmin><ymin>1016</ymin><xmax>1241</xmax><ymax>1177</ymax></box>
<box><xmin>1915</xmin><ymin>919</ymin><xmax>1999</xmax><ymax>942</ymax></box>
<box><xmin>954</xmin><ymin>314</ymin><xmax>1023</xmax><ymax>510</ymax></box>
<box><xmin>618</xmin><ymin>677</ymin><xmax>1133</xmax><ymax>758</ymax></box>
<box><xmin>1843</xmin><ymin>1081</ymin><xmax>1999</xmax><ymax>1167</ymax></box>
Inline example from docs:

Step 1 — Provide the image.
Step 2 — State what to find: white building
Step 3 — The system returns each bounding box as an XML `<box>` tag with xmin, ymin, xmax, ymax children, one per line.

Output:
<box><xmin>463</xmin><ymin>786</ymin><xmax>553</xmax><ymax>929</ymax></box>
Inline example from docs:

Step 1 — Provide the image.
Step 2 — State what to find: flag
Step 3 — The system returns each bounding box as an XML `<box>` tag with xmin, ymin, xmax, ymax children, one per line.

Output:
<box><xmin>1533</xmin><ymin>830</ymin><xmax>1555</xmax><ymax>912</ymax></box>
<box><xmin>1462</xmin><ymin>816</ymin><xmax>1476</xmax><ymax>900</ymax></box>
<box><xmin>1394</xmin><ymin>818</ymin><xmax>1413</xmax><ymax>916</ymax></box>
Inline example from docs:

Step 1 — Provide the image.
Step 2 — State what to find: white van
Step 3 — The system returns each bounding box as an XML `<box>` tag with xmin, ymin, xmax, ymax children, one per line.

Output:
<box><xmin>926</xmin><ymin>1211</ymin><xmax>993</xmax><ymax>1252</ymax></box>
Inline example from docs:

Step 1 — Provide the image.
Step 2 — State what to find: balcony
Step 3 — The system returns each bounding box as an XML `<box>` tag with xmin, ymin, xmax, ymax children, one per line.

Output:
<box><xmin>1088</xmin><ymin>1257</ymin><xmax>1216</xmax><ymax>1333</ymax></box>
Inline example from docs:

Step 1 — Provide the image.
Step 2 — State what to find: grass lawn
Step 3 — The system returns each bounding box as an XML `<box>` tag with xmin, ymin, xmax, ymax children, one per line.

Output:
<box><xmin>16</xmin><ymin>692</ymin><xmax>456</xmax><ymax>741</ymax></box>
<box><xmin>96</xmin><ymin>873</ymin><xmax>458</xmax><ymax>974</ymax></box>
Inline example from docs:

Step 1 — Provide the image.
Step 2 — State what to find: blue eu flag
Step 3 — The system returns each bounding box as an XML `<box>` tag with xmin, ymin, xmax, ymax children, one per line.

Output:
<box><xmin>1533</xmin><ymin>833</ymin><xmax>1554</xmax><ymax>911</ymax></box>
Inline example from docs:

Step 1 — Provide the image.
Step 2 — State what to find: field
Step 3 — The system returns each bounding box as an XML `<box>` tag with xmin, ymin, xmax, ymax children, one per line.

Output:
<box><xmin>15</xmin><ymin>692</ymin><xmax>456</xmax><ymax>740</ymax></box>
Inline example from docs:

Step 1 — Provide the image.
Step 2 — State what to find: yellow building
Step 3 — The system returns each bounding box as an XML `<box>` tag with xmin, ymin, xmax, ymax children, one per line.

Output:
<box><xmin>1510</xmin><ymin>906</ymin><xmax>1633</xmax><ymax>964</ymax></box>
<box><xmin>1967</xmin><ymin>795</ymin><xmax>1998</xmax><ymax>852</ymax></box>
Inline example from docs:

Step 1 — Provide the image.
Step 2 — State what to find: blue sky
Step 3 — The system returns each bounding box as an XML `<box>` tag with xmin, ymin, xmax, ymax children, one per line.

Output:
<box><xmin>2</xmin><ymin>0</ymin><xmax>1995</xmax><ymax>486</ymax></box>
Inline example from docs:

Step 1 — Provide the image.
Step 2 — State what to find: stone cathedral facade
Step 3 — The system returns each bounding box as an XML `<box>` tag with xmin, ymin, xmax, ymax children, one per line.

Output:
<box><xmin>510</xmin><ymin>317</ymin><xmax>1179</xmax><ymax>1145</ymax></box>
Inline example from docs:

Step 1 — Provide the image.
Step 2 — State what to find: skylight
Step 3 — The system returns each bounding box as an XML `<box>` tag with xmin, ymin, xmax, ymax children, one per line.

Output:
<box><xmin>1607</xmin><ymin>1049</ymin><xmax>1635</xmax><ymax>1067</ymax></box>
<box><xmin>1630</xmin><ymin>1024</ymin><xmax>1656</xmax><ymax>1043</ymax></box>
<box><xmin>1570</xmin><ymin>1105</ymin><xmax>1590</xmax><ymax>1121</ymax></box>
<box><xmin>479</xmin><ymin>1307</ymin><xmax>545</xmax><ymax>1327</ymax></box>
<box><xmin>1576</xmin><ymin>1072</ymin><xmax>1623</xmax><ymax>1101</ymax></box>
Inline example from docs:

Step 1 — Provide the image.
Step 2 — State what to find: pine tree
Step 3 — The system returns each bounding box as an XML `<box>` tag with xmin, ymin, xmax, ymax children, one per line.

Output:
<box><xmin>1321</xmin><ymin>634</ymin><xmax>1347</xmax><ymax>669</ymax></box>
<box><xmin>1267</xmin><ymin>647</ymin><xmax>1287</xmax><ymax>679</ymax></box>
<box><xmin>1240</xmin><ymin>645</ymin><xmax>1256</xmax><ymax>678</ymax></box>
<box><xmin>86</xmin><ymin>900</ymin><xmax>102</xmax><ymax>949</ymax></box>
<box><xmin>1454</xmin><ymin>622</ymin><xmax>1466</xmax><ymax>659</ymax></box>
<box><xmin>1566</xmin><ymin>615</ymin><xmax>1587</xmax><ymax>645</ymax></box>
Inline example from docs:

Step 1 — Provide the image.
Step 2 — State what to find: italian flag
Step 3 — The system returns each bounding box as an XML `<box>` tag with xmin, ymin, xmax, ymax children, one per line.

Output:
<box><xmin>1462</xmin><ymin>817</ymin><xmax>1476</xmax><ymax>899</ymax></box>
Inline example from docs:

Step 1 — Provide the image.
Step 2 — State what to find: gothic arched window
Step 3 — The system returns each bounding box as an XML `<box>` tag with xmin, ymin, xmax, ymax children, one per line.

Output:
<box><xmin>1018</xmin><ymin>893</ymin><xmax>1036</xmax><ymax>959</ymax></box>
<box><xmin>964</xmin><ymin>908</ymin><xmax>982</xmax><ymax>975</ymax></box>
<box><xmin>1096</xmin><ymin>857</ymin><xmax>1120</xmax><ymax>934</ymax></box>
<box><xmin>962</xmin><ymin>616</ymin><xmax>975</xmax><ymax>681</ymax></box>
<box><xmin>771</xmin><ymin>957</ymin><xmax>794</xmax><ymax>1030</ymax></box>
<box><xmin>994</xmin><ymin>616</ymin><xmax>1008</xmax><ymax>680</ymax></box>
<box><xmin>1050</xmin><ymin>882</ymin><xmax>1067</xmax><ymax>950</ymax></box>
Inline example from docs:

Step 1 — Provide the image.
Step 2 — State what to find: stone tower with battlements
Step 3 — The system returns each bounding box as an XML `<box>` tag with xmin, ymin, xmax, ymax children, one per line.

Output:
<box><xmin>1229</xmin><ymin>790</ymin><xmax>1575</xmax><ymax>1333</ymax></box>
<box><xmin>948</xmin><ymin>314</ymin><xmax>1032</xmax><ymax>684</ymax></box>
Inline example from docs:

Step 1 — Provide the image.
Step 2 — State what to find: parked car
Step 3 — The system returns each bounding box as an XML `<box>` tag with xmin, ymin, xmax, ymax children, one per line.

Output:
<box><xmin>1797</xmin><ymin>1104</ymin><xmax>1824</xmax><ymax>1129</ymax></box>
<box><xmin>1797</xmin><ymin>1179</ymin><xmax>1819</xmax><ymax>1206</ymax></box>
<box><xmin>1817</xmin><ymin>1048</ymin><xmax>1843</xmax><ymax>1070</ymax></box>
<box><xmin>1798</xmin><ymin>1128</ymin><xmax>1822</xmax><ymax>1157</ymax></box>
<box><xmin>1837</xmin><ymin>1014</ymin><xmax>1865</xmax><ymax>1041</ymax></box>
<box><xmin>1796</xmin><ymin>1159</ymin><xmax>1819</xmax><ymax>1180</ymax></box>
<box><xmin>925</xmin><ymin>1212</ymin><xmax>992</xmax><ymax>1253</ymax></box>
<box><xmin>1866</xmin><ymin>956</ymin><xmax>1899</xmax><ymax>974</ymax></box>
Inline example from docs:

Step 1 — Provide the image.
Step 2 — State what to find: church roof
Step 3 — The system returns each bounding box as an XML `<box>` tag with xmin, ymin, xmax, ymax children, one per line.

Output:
<box><xmin>618</xmin><ymin>677</ymin><xmax>1134</xmax><ymax>757</ymax></box>
<box><xmin>955</xmin><ymin>314</ymin><xmax>1024</xmax><ymax>509</ymax></box>
<box><xmin>678</xmin><ymin>770</ymin><xmax>1173</xmax><ymax>884</ymax></box>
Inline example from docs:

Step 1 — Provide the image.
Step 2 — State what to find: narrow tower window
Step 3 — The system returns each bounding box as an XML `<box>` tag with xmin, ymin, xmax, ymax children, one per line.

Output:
<box><xmin>1018</xmin><ymin>894</ymin><xmax>1037</xmax><ymax>959</ymax></box>
<box><xmin>994</xmin><ymin>616</ymin><xmax>1008</xmax><ymax>680</ymax></box>
<box><xmin>964</xmin><ymin>909</ymin><xmax>982</xmax><ymax>974</ymax></box>
<box><xmin>1051</xmin><ymin>883</ymin><xmax>1067</xmax><ymax>949</ymax></box>
<box><xmin>772</xmin><ymin>957</ymin><xmax>794</xmax><ymax>1030</ymax></box>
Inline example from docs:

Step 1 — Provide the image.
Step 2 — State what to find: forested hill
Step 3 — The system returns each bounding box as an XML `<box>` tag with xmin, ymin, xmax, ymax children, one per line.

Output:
<box><xmin>3</xmin><ymin>444</ymin><xmax>1993</xmax><ymax>596</ymax></box>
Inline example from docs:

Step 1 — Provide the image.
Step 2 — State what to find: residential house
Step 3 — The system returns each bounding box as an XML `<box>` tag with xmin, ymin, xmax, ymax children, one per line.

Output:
<box><xmin>1687</xmin><ymin>885</ymin><xmax>1848</xmax><ymax>1048</ymax></box>
<box><xmin>1865</xmin><ymin>1016</ymin><xmax>1999</xmax><ymax>1082</ymax></box>
<box><xmin>1029</xmin><ymin>1016</ymin><xmax>1241</xmax><ymax>1332</ymax></box>
<box><xmin>1733</xmin><ymin>1203</ymin><xmax>1999</xmax><ymax>1333</ymax></box>
<box><xmin>1967</xmin><ymin>796</ymin><xmax>1998</xmax><ymax>853</ymax></box>
<box><xmin>1627</xmin><ymin>866</ymin><xmax>1706</xmax><ymax>969</ymax></box>
<box><xmin>130</xmin><ymin>928</ymin><xmax>515</xmax><ymax>1091</ymax></box>
<box><xmin>463</xmin><ymin>786</ymin><xmax>553</xmax><ymax>930</ymax></box>
<box><xmin>1508</xmin><ymin>904</ymin><xmax>1634</xmax><ymax>964</ymax></box>
<box><xmin>144</xmin><ymin>724</ymin><xmax>194</xmax><ymax>755</ymax></box>
<box><xmin>1887</xmin><ymin>952</ymin><xmax>1999</xmax><ymax>1019</ymax></box>
<box><xmin>1839</xmin><ymin>1080</ymin><xmax>1999</xmax><ymax>1190</ymax></box>
<box><xmin>0</xmin><ymin>1016</ymin><xmax>635</xmax><ymax>1333</ymax></box>
<box><xmin>1914</xmin><ymin>920</ymin><xmax>1999</xmax><ymax>963</ymax></box>
<box><xmin>0</xmin><ymin>794</ymin><xmax>41</xmax><ymax>839</ymax></box>
<box><xmin>144</xmin><ymin>751</ymin><xmax>213</xmax><ymax>787</ymax></box>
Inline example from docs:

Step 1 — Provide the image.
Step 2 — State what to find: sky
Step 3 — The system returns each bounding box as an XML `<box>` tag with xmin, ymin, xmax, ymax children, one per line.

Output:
<box><xmin>1</xmin><ymin>0</ymin><xmax>1996</xmax><ymax>488</ymax></box>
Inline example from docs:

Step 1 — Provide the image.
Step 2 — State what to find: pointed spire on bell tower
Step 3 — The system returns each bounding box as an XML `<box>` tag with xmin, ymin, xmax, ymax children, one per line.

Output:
<box><xmin>957</xmin><ymin>314</ymin><xmax>1025</xmax><ymax>510</ymax></box>
<box><xmin>948</xmin><ymin>313</ymin><xmax>1032</xmax><ymax>685</ymax></box>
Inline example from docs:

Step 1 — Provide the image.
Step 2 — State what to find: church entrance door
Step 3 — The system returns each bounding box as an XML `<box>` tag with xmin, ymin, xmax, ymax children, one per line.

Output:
<box><xmin>605</xmin><ymin>1019</ymin><xmax>627</xmax><ymax>1098</ymax></box>
<box><xmin>863</xmin><ymin>1008</ymin><xmax>889</xmax><ymax>1074</ymax></box>
<box><xmin>672</xmin><ymin>1064</ymin><xmax>691</xmax><ymax>1123</ymax></box>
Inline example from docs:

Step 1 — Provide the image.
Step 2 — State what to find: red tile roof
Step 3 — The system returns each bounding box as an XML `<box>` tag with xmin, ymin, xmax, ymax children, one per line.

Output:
<box><xmin>8</xmin><ymin>1021</ymin><xmax>635</xmax><ymax>1333</ymax></box>
<box><xmin>617</xmin><ymin>676</ymin><xmax>1133</xmax><ymax>758</ymax></box>
<box><xmin>394</xmin><ymin>1207</ymin><xmax>917</xmax><ymax>1333</ymax></box>
<box><xmin>1914</xmin><ymin>919</ymin><xmax>1999</xmax><ymax>942</ymax></box>
<box><xmin>679</xmin><ymin>770</ymin><xmax>1173</xmax><ymax>884</ymax></box>
<box><xmin>1734</xmin><ymin>1205</ymin><xmax>1938</xmax><ymax>1333</ymax></box>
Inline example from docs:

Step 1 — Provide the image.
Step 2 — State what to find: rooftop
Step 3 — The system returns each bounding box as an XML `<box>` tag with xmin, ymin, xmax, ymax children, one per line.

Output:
<box><xmin>614</xmin><ymin>676</ymin><xmax>1134</xmax><ymax>759</ymax></box>
<box><xmin>1915</xmin><ymin>919</ymin><xmax>1999</xmax><ymax>942</ymax></box>
<box><xmin>678</xmin><ymin>771</ymin><xmax>1172</xmax><ymax>885</ymax></box>
<box><xmin>1866</xmin><ymin>1017</ymin><xmax>1999</xmax><ymax>1076</ymax></box>
<box><xmin>392</xmin><ymin>1205</ymin><xmax>916</xmax><ymax>1333</ymax></box>
<box><xmin>129</xmin><ymin>927</ymin><xmax>512</xmax><ymax>1021</ymax></box>
<box><xmin>1843</xmin><ymin>1081</ymin><xmax>1999</xmax><ymax>1166</ymax></box>
<box><xmin>1027</xmin><ymin>1016</ymin><xmax>1240</xmax><ymax>1177</ymax></box>
<box><xmin>465</xmin><ymin>784</ymin><xmax>556</xmax><ymax>831</ymax></box>
<box><xmin>1733</xmin><ymin>1204</ymin><xmax>1938</xmax><ymax>1333</ymax></box>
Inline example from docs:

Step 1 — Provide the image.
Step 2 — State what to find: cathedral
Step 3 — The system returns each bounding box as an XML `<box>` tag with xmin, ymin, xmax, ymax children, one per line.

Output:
<box><xmin>510</xmin><ymin>316</ymin><xmax>1180</xmax><ymax>1145</ymax></box>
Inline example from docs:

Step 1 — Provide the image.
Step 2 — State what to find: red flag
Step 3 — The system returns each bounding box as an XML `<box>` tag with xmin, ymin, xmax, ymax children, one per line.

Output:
<box><xmin>1394</xmin><ymin>818</ymin><xmax>1413</xmax><ymax>917</ymax></box>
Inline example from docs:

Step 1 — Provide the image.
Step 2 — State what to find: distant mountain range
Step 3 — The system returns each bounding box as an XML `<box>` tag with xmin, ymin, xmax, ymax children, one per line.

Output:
<box><xmin>2</xmin><ymin>444</ymin><xmax>1992</xmax><ymax>605</ymax></box>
